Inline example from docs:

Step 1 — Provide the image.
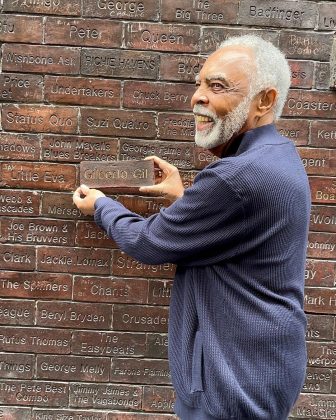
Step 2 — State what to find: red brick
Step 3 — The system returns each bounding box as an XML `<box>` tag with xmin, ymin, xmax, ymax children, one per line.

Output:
<box><xmin>123</xmin><ymin>81</ymin><xmax>194</xmax><ymax>111</ymax></box>
<box><xmin>291</xmin><ymin>393</ymin><xmax>336</xmax><ymax>418</ymax></box>
<box><xmin>0</xmin><ymin>133</ymin><xmax>39</xmax><ymax>161</ymax></box>
<box><xmin>304</xmin><ymin>287</ymin><xmax>336</xmax><ymax>314</ymax></box>
<box><xmin>0</xmin><ymin>73</ymin><xmax>43</xmax><ymax>103</ymax></box>
<box><xmin>0</xmin><ymin>326</ymin><xmax>71</xmax><ymax>354</ymax></box>
<box><xmin>111</xmin><ymin>358</ymin><xmax>171</xmax><ymax>384</ymax></box>
<box><xmin>0</xmin><ymin>271</ymin><xmax>72</xmax><ymax>300</ymax></box>
<box><xmin>309</xmin><ymin>177</ymin><xmax>336</xmax><ymax>204</ymax></box>
<box><xmin>299</xmin><ymin>148</ymin><xmax>336</xmax><ymax>176</ymax></box>
<box><xmin>0</xmin><ymin>407</ymin><xmax>32</xmax><ymax>419</ymax></box>
<box><xmin>315</xmin><ymin>62</ymin><xmax>331</xmax><ymax>90</ymax></box>
<box><xmin>238</xmin><ymin>0</ymin><xmax>317</xmax><ymax>29</ymax></box>
<box><xmin>148</xmin><ymin>280</ymin><xmax>173</xmax><ymax>306</ymax></box>
<box><xmin>303</xmin><ymin>366</ymin><xmax>332</xmax><ymax>393</ymax></box>
<box><xmin>307</xmin><ymin>232</ymin><xmax>336</xmax><ymax>259</ymax></box>
<box><xmin>0</xmin><ymin>162</ymin><xmax>76</xmax><ymax>191</ymax></box>
<box><xmin>330</xmin><ymin>39</ymin><xmax>336</xmax><ymax>90</ymax></box>
<box><xmin>0</xmin><ymin>380</ymin><xmax>68</xmax><ymax>407</ymax></box>
<box><xmin>0</xmin><ymin>353</ymin><xmax>34</xmax><ymax>379</ymax></box>
<box><xmin>289</xmin><ymin>60</ymin><xmax>314</xmax><ymax>88</ymax></box>
<box><xmin>73</xmin><ymin>275</ymin><xmax>147</xmax><ymax>304</ymax></box>
<box><xmin>2</xmin><ymin>0</ymin><xmax>81</xmax><ymax>15</ymax></box>
<box><xmin>0</xmin><ymin>189</ymin><xmax>40</xmax><ymax>217</ymax></box>
<box><xmin>282</xmin><ymin>90</ymin><xmax>336</xmax><ymax>119</ymax></box>
<box><xmin>279</xmin><ymin>31</ymin><xmax>332</xmax><ymax>61</ymax></box>
<box><xmin>37</xmin><ymin>246</ymin><xmax>111</xmax><ymax>275</ymax></box>
<box><xmin>0</xmin><ymin>217</ymin><xmax>75</xmax><ymax>246</ymax></box>
<box><xmin>82</xmin><ymin>0</ymin><xmax>160</xmax><ymax>20</ymax></box>
<box><xmin>45</xmin><ymin>76</ymin><xmax>121</xmax><ymax>107</ymax></box>
<box><xmin>41</xmin><ymin>192</ymin><xmax>87</xmax><ymax>220</ymax></box>
<box><xmin>117</xmin><ymin>196</ymin><xmax>171</xmax><ymax>218</ymax></box>
<box><xmin>108</xmin><ymin>414</ymin><xmax>176</xmax><ymax>420</ymax></box>
<box><xmin>69</xmin><ymin>383</ymin><xmax>142</xmax><ymax>410</ymax></box>
<box><xmin>113</xmin><ymin>304</ymin><xmax>169</xmax><ymax>332</ymax></box>
<box><xmin>143</xmin><ymin>386</ymin><xmax>175</xmax><ymax>413</ymax></box>
<box><xmin>160</xmin><ymin>55</ymin><xmax>205</xmax><ymax>83</ymax></box>
<box><xmin>0</xmin><ymin>299</ymin><xmax>34</xmax><ymax>326</ymax></box>
<box><xmin>158</xmin><ymin>112</ymin><xmax>195</xmax><ymax>141</ymax></box>
<box><xmin>162</xmin><ymin>0</ymin><xmax>238</xmax><ymax>24</ymax></box>
<box><xmin>275</xmin><ymin>119</ymin><xmax>309</xmax><ymax>146</ymax></box>
<box><xmin>145</xmin><ymin>333</ymin><xmax>169</xmax><ymax>359</ymax></box>
<box><xmin>33</xmin><ymin>410</ymin><xmax>109</xmax><ymax>420</ymax></box>
<box><xmin>71</xmin><ymin>330</ymin><xmax>147</xmax><ymax>357</ymax></box>
<box><xmin>45</xmin><ymin>18</ymin><xmax>122</xmax><ymax>48</ymax></box>
<box><xmin>307</xmin><ymin>342</ymin><xmax>336</xmax><ymax>368</ymax></box>
<box><xmin>2</xmin><ymin>104</ymin><xmax>79</xmax><ymax>134</ymax></box>
<box><xmin>194</xmin><ymin>146</ymin><xmax>218</xmax><ymax>169</ymax></box>
<box><xmin>125</xmin><ymin>23</ymin><xmax>200</xmax><ymax>53</ymax></box>
<box><xmin>80</xmin><ymin>108</ymin><xmax>156</xmax><ymax>138</ymax></box>
<box><xmin>2</xmin><ymin>44</ymin><xmax>80</xmax><ymax>74</ymax></box>
<box><xmin>112</xmin><ymin>250</ymin><xmax>175</xmax><ymax>279</ymax></box>
<box><xmin>318</xmin><ymin>3</ymin><xmax>336</xmax><ymax>30</ymax></box>
<box><xmin>306</xmin><ymin>314</ymin><xmax>335</xmax><ymax>341</ymax></box>
<box><xmin>0</xmin><ymin>244</ymin><xmax>35</xmax><ymax>271</ymax></box>
<box><xmin>0</xmin><ymin>15</ymin><xmax>43</xmax><ymax>43</ymax></box>
<box><xmin>305</xmin><ymin>259</ymin><xmax>336</xmax><ymax>287</ymax></box>
<box><xmin>81</xmin><ymin>48</ymin><xmax>160</xmax><ymax>80</ymax></box>
<box><xmin>75</xmin><ymin>221</ymin><xmax>117</xmax><ymax>248</ymax></box>
<box><xmin>37</xmin><ymin>354</ymin><xmax>110</xmax><ymax>382</ymax></box>
<box><xmin>310</xmin><ymin>121</ymin><xmax>336</xmax><ymax>149</ymax></box>
<box><xmin>180</xmin><ymin>170</ymin><xmax>197</xmax><ymax>188</ymax></box>
<box><xmin>310</xmin><ymin>206</ymin><xmax>336</xmax><ymax>233</ymax></box>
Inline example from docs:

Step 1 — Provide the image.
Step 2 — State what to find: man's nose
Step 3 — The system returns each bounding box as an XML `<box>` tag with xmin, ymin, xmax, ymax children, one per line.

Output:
<box><xmin>191</xmin><ymin>86</ymin><xmax>209</xmax><ymax>108</ymax></box>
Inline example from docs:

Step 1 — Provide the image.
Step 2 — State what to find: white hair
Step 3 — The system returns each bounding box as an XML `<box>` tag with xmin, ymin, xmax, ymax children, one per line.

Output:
<box><xmin>219</xmin><ymin>35</ymin><xmax>291</xmax><ymax>119</ymax></box>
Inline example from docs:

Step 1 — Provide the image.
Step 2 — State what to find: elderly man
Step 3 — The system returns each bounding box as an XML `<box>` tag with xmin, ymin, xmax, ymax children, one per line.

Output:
<box><xmin>73</xmin><ymin>35</ymin><xmax>310</xmax><ymax>419</ymax></box>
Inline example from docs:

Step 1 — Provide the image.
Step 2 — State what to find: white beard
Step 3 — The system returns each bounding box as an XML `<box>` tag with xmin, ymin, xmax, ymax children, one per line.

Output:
<box><xmin>194</xmin><ymin>96</ymin><xmax>251</xmax><ymax>149</ymax></box>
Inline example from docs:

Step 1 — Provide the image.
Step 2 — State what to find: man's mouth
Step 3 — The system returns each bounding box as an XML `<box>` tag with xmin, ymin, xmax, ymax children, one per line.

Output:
<box><xmin>194</xmin><ymin>114</ymin><xmax>214</xmax><ymax>131</ymax></box>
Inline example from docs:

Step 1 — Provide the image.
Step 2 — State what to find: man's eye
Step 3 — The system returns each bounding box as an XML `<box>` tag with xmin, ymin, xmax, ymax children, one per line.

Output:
<box><xmin>211</xmin><ymin>82</ymin><xmax>224</xmax><ymax>90</ymax></box>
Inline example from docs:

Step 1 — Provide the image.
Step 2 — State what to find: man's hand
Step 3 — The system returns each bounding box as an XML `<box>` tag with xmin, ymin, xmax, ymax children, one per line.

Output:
<box><xmin>73</xmin><ymin>184</ymin><xmax>105</xmax><ymax>215</ymax></box>
<box><xmin>139</xmin><ymin>156</ymin><xmax>184</xmax><ymax>203</ymax></box>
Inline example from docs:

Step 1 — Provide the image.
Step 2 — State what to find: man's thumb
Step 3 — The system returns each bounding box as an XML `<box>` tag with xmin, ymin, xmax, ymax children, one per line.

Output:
<box><xmin>80</xmin><ymin>184</ymin><xmax>90</xmax><ymax>196</ymax></box>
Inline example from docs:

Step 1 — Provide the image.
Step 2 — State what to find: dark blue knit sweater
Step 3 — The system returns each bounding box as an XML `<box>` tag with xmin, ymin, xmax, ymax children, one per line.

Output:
<box><xmin>94</xmin><ymin>124</ymin><xmax>311</xmax><ymax>419</ymax></box>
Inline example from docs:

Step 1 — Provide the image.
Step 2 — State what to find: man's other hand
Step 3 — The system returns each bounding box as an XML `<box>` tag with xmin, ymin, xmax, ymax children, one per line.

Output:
<box><xmin>73</xmin><ymin>184</ymin><xmax>105</xmax><ymax>215</ymax></box>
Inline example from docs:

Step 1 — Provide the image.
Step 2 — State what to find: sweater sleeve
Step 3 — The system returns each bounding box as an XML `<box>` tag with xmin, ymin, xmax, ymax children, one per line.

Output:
<box><xmin>94</xmin><ymin>168</ymin><xmax>246</xmax><ymax>266</ymax></box>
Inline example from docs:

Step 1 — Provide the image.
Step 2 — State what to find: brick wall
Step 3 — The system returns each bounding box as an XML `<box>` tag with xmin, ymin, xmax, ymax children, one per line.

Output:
<box><xmin>0</xmin><ymin>0</ymin><xmax>335</xmax><ymax>419</ymax></box>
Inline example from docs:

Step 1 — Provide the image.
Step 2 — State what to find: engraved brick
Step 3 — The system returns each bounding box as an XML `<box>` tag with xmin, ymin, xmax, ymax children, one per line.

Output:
<box><xmin>2</xmin><ymin>44</ymin><xmax>80</xmax><ymax>74</ymax></box>
<box><xmin>275</xmin><ymin>119</ymin><xmax>309</xmax><ymax>146</ymax></box>
<box><xmin>305</xmin><ymin>259</ymin><xmax>336</xmax><ymax>288</ymax></box>
<box><xmin>0</xmin><ymin>326</ymin><xmax>71</xmax><ymax>354</ymax></box>
<box><xmin>123</xmin><ymin>81</ymin><xmax>194</xmax><ymax>111</ymax></box>
<box><xmin>282</xmin><ymin>90</ymin><xmax>336</xmax><ymax>119</ymax></box>
<box><xmin>330</xmin><ymin>38</ymin><xmax>336</xmax><ymax>90</ymax></box>
<box><xmin>37</xmin><ymin>354</ymin><xmax>110</xmax><ymax>382</ymax></box>
<box><xmin>311</xmin><ymin>121</ymin><xmax>336</xmax><ymax>149</ymax></box>
<box><xmin>160</xmin><ymin>55</ymin><xmax>205</xmax><ymax>83</ymax></box>
<box><xmin>307</xmin><ymin>342</ymin><xmax>336</xmax><ymax>369</ymax></box>
<box><xmin>81</xmin><ymin>48</ymin><xmax>160</xmax><ymax>80</ymax></box>
<box><xmin>0</xmin><ymin>380</ymin><xmax>68</xmax><ymax>407</ymax></box>
<box><xmin>201</xmin><ymin>27</ymin><xmax>278</xmax><ymax>53</ymax></box>
<box><xmin>37</xmin><ymin>301</ymin><xmax>111</xmax><ymax>329</ymax></box>
<box><xmin>162</xmin><ymin>0</ymin><xmax>238</xmax><ymax>24</ymax></box>
<box><xmin>33</xmin><ymin>410</ymin><xmax>109</xmax><ymax>420</ymax></box>
<box><xmin>45</xmin><ymin>76</ymin><xmax>121</xmax><ymax>107</ymax></box>
<box><xmin>107</xmin><ymin>414</ymin><xmax>176</xmax><ymax>420</ymax></box>
<box><xmin>158</xmin><ymin>112</ymin><xmax>195</xmax><ymax>141</ymax></box>
<box><xmin>148</xmin><ymin>280</ymin><xmax>173</xmax><ymax>306</ymax></box>
<box><xmin>0</xmin><ymin>189</ymin><xmax>40</xmax><ymax>217</ymax></box>
<box><xmin>146</xmin><ymin>333</ymin><xmax>169</xmax><ymax>359</ymax></box>
<box><xmin>80</xmin><ymin>109</ymin><xmax>156</xmax><ymax>139</ymax></box>
<box><xmin>180</xmin><ymin>170</ymin><xmax>197</xmax><ymax>189</ymax></box>
<box><xmin>41</xmin><ymin>192</ymin><xmax>87</xmax><ymax>220</ymax></box>
<box><xmin>117</xmin><ymin>196</ymin><xmax>171</xmax><ymax>218</ymax></box>
<box><xmin>0</xmin><ymin>271</ymin><xmax>72</xmax><ymax>300</ymax></box>
<box><xmin>238</xmin><ymin>0</ymin><xmax>317</xmax><ymax>29</ymax></box>
<box><xmin>42</xmin><ymin>135</ymin><xmax>118</xmax><ymax>163</ymax></box>
<box><xmin>45</xmin><ymin>18</ymin><xmax>122</xmax><ymax>48</ymax></box>
<box><xmin>112</xmin><ymin>250</ymin><xmax>175</xmax><ymax>279</ymax></box>
<box><xmin>0</xmin><ymin>299</ymin><xmax>34</xmax><ymax>325</ymax></box>
<box><xmin>291</xmin><ymin>393</ymin><xmax>336</xmax><ymax>418</ymax></box>
<box><xmin>111</xmin><ymin>358</ymin><xmax>171</xmax><ymax>384</ymax></box>
<box><xmin>0</xmin><ymin>73</ymin><xmax>43</xmax><ymax>103</ymax></box>
<box><xmin>2</xmin><ymin>104</ymin><xmax>79</xmax><ymax>134</ymax></box>
<box><xmin>143</xmin><ymin>386</ymin><xmax>175</xmax><ymax>413</ymax></box>
<box><xmin>279</xmin><ymin>31</ymin><xmax>332</xmax><ymax>61</ymax></box>
<box><xmin>307</xmin><ymin>232</ymin><xmax>336</xmax><ymax>259</ymax></box>
<box><xmin>37</xmin><ymin>246</ymin><xmax>111</xmax><ymax>275</ymax></box>
<box><xmin>0</xmin><ymin>162</ymin><xmax>76</xmax><ymax>191</ymax></box>
<box><xmin>303</xmin><ymin>367</ymin><xmax>332</xmax><ymax>393</ymax></box>
<box><xmin>82</xmin><ymin>0</ymin><xmax>160</xmax><ymax>21</ymax></box>
<box><xmin>119</xmin><ymin>139</ymin><xmax>194</xmax><ymax>170</ymax></box>
<box><xmin>299</xmin><ymin>148</ymin><xmax>336</xmax><ymax>176</ymax></box>
<box><xmin>0</xmin><ymin>244</ymin><xmax>35</xmax><ymax>271</ymax></box>
<box><xmin>304</xmin><ymin>287</ymin><xmax>336</xmax><ymax>314</ymax></box>
<box><xmin>73</xmin><ymin>276</ymin><xmax>147</xmax><ymax>304</ymax></box>
<box><xmin>310</xmin><ymin>206</ymin><xmax>336</xmax><ymax>234</ymax></box>
<box><xmin>113</xmin><ymin>304</ymin><xmax>169</xmax><ymax>332</ymax></box>
<box><xmin>306</xmin><ymin>314</ymin><xmax>335</xmax><ymax>341</ymax></box>
<box><xmin>289</xmin><ymin>60</ymin><xmax>314</xmax><ymax>88</ymax></box>
<box><xmin>0</xmin><ymin>353</ymin><xmax>34</xmax><ymax>379</ymax></box>
<box><xmin>72</xmin><ymin>330</ymin><xmax>146</xmax><ymax>357</ymax></box>
<box><xmin>318</xmin><ymin>3</ymin><xmax>336</xmax><ymax>30</ymax></box>
<box><xmin>315</xmin><ymin>62</ymin><xmax>331</xmax><ymax>90</ymax></box>
<box><xmin>0</xmin><ymin>133</ymin><xmax>39</xmax><ymax>161</ymax></box>
<box><xmin>2</xmin><ymin>0</ymin><xmax>81</xmax><ymax>15</ymax></box>
<box><xmin>75</xmin><ymin>222</ymin><xmax>116</xmax><ymax>248</ymax></box>
<box><xmin>309</xmin><ymin>177</ymin><xmax>336</xmax><ymax>205</ymax></box>
<box><xmin>0</xmin><ymin>217</ymin><xmax>75</xmax><ymax>246</ymax></box>
<box><xmin>0</xmin><ymin>407</ymin><xmax>32</xmax><ymax>419</ymax></box>
<box><xmin>125</xmin><ymin>23</ymin><xmax>200</xmax><ymax>53</ymax></box>
<box><xmin>0</xmin><ymin>15</ymin><xmax>42</xmax><ymax>43</ymax></box>
<box><xmin>69</xmin><ymin>383</ymin><xmax>142</xmax><ymax>410</ymax></box>
<box><xmin>194</xmin><ymin>146</ymin><xmax>218</xmax><ymax>169</ymax></box>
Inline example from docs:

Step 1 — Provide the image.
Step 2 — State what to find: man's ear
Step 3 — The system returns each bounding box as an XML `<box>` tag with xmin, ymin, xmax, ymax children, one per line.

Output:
<box><xmin>255</xmin><ymin>88</ymin><xmax>277</xmax><ymax>117</ymax></box>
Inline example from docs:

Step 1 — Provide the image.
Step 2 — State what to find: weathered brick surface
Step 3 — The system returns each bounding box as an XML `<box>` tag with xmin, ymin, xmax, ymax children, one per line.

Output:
<box><xmin>0</xmin><ymin>1</ymin><xmax>334</xmax><ymax>417</ymax></box>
